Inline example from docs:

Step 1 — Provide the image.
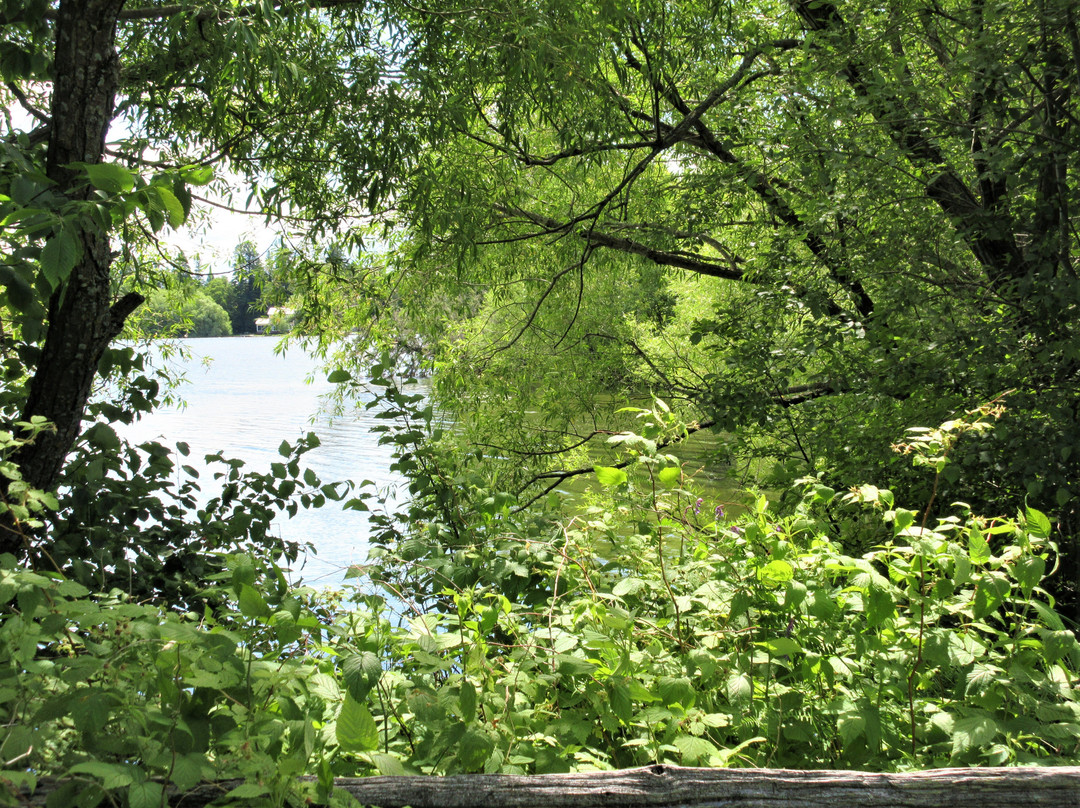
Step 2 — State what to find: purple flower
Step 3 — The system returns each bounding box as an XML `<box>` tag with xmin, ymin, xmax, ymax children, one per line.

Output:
<box><xmin>714</xmin><ymin>505</ymin><xmax>725</xmax><ymax>521</ymax></box>
<box><xmin>693</xmin><ymin>497</ymin><xmax>703</xmax><ymax>515</ymax></box>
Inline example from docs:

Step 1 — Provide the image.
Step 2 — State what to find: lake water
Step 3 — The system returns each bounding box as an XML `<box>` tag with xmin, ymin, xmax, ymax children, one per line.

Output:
<box><xmin>119</xmin><ymin>337</ymin><xmax>739</xmax><ymax>587</ymax></box>
<box><xmin>121</xmin><ymin>336</ymin><xmax>401</xmax><ymax>586</ymax></box>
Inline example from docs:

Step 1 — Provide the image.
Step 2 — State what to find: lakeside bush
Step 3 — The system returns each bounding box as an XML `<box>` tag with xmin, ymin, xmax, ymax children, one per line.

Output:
<box><xmin>0</xmin><ymin>409</ymin><xmax>1077</xmax><ymax>805</ymax></box>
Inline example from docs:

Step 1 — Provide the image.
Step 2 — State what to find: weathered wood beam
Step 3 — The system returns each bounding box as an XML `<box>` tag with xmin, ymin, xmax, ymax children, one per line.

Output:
<box><xmin>24</xmin><ymin>764</ymin><xmax>1080</xmax><ymax>808</ymax></box>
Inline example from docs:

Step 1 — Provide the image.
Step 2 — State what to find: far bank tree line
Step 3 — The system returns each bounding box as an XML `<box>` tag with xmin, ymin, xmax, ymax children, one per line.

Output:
<box><xmin>130</xmin><ymin>240</ymin><xmax>297</xmax><ymax>338</ymax></box>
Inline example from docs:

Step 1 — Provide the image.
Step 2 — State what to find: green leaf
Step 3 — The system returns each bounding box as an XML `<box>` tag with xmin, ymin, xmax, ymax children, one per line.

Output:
<box><xmin>972</xmin><ymin>574</ymin><xmax>1010</xmax><ymax>619</ymax></box>
<box><xmin>609</xmin><ymin>680</ymin><xmax>632</xmax><ymax>724</ymax></box>
<box><xmin>555</xmin><ymin>653</ymin><xmax>595</xmax><ymax>676</ymax></box>
<box><xmin>337</xmin><ymin>694</ymin><xmax>379</xmax><ymax>751</ymax></box>
<box><xmin>127</xmin><ymin>781</ymin><xmax>164</xmax><ymax>808</ymax></box>
<box><xmin>168</xmin><ymin>753</ymin><xmax>210</xmax><ymax>791</ymax></box>
<box><xmin>594</xmin><ymin>466</ymin><xmax>627</xmax><ymax>487</ymax></box>
<box><xmin>1012</xmin><ymin>555</ymin><xmax>1046</xmax><ymax>595</ymax></box>
<box><xmin>83</xmin><ymin>422</ymin><xmax>120</xmax><ymax>451</ymax></box>
<box><xmin>85</xmin><ymin>162</ymin><xmax>135</xmax><ymax>194</ymax></box>
<box><xmin>657</xmin><ymin>466</ymin><xmax>681</xmax><ymax>488</ymax></box>
<box><xmin>726</xmin><ymin>673</ymin><xmax>751</xmax><ymax>704</ymax></box>
<box><xmin>67</xmin><ymin>762</ymin><xmax>135</xmax><ymax>791</ymax></box>
<box><xmin>0</xmin><ymin>265</ymin><xmax>35</xmax><ymax>312</ymax></box>
<box><xmin>1025</xmin><ymin>507</ymin><xmax>1052</xmax><ymax>539</ymax></box>
<box><xmin>967</xmin><ymin>525</ymin><xmax>991</xmax><ymax>564</ymax></box>
<box><xmin>612</xmin><ymin>577</ymin><xmax>645</xmax><ymax>597</ymax></box>
<box><xmin>951</xmin><ymin>713</ymin><xmax>998</xmax><ymax>756</ymax></box>
<box><xmin>327</xmin><ymin>369</ymin><xmax>352</xmax><ymax>383</ymax></box>
<box><xmin>1041</xmin><ymin>630</ymin><xmax>1079</xmax><ymax>664</ymax></box>
<box><xmin>237</xmin><ymin>583</ymin><xmax>270</xmax><ymax>618</ymax></box>
<box><xmin>152</xmin><ymin>186</ymin><xmax>187</xmax><ymax>228</ymax></box>
<box><xmin>369</xmin><ymin>753</ymin><xmax>405</xmax><ymax>776</ymax></box>
<box><xmin>40</xmin><ymin>229</ymin><xmax>80</xmax><ymax>288</ymax></box>
<box><xmin>657</xmin><ymin>676</ymin><xmax>696</xmax><ymax>708</ymax></box>
<box><xmin>458</xmin><ymin>679</ymin><xmax>477</xmax><ymax>721</ymax></box>
<box><xmin>455</xmin><ymin>727</ymin><xmax>494</xmax><ymax>772</ymax></box>
<box><xmin>837</xmin><ymin>712</ymin><xmax>866</xmax><ymax>746</ymax></box>
<box><xmin>342</xmin><ymin>652</ymin><xmax>382</xmax><ymax>701</ymax></box>
<box><xmin>758</xmin><ymin>559</ymin><xmax>793</xmax><ymax>585</ymax></box>
<box><xmin>184</xmin><ymin>165</ymin><xmax>214</xmax><ymax>186</ymax></box>
<box><xmin>864</xmin><ymin>584</ymin><xmax>895</xmax><ymax>627</ymax></box>
<box><xmin>758</xmin><ymin>637</ymin><xmax>801</xmax><ymax>657</ymax></box>
<box><xmin>224</xmin><ymin>783</ymin><xmax>270</xmax><ymax>799</ymax></box>
<box><xmin>673</xmin><ymin>734</ymin><xmax>718</xmax><ymax>764</ymax></box>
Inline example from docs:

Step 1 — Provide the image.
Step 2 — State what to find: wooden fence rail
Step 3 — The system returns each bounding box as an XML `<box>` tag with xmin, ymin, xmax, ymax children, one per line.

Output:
<box><xmin>22</xmin><ymin>764</ymin><xmax>1080</xmax><ymax>807</ymax></box>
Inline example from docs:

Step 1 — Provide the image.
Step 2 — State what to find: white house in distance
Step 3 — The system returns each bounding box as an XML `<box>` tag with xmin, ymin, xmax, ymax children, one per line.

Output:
<box><xmin>254</xmin><ymin>307</ymin><xmax>297</xmax><ymax>334</ymax></box>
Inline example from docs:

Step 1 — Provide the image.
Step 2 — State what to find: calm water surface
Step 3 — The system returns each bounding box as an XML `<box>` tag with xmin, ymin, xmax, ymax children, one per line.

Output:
<box><xmin>120</xmin><ymin>337</ymin><xmax>738</xmax><ymax>586</ymax></box>
<box><xmin>121</xmin><ymin>337</ymin><xmax>402</xmax><ymax>586</ymax></box>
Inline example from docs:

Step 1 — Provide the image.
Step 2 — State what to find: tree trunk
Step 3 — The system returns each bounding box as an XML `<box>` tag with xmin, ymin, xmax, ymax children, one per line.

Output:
<box><xmin>1</xmin><ymin>0</ymin><xmax>142</xmax><ymax>557</ymax></box>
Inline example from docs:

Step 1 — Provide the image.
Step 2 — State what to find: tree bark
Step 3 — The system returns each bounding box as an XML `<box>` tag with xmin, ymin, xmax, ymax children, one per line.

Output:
<box><xmin>1</xmin><ymin>0</ymin><xmax>141</xmax><ymax>557</ymax></box>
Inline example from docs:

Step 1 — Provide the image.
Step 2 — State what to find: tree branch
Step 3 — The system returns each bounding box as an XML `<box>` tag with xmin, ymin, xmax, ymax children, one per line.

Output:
<box><xmin>496</xmin><ymin>206</ymin><xmax>748</xmax><ymax>282</ymax></box>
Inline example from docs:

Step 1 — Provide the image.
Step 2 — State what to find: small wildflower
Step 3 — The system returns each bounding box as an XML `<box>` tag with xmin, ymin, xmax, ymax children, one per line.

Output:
<box><xmin>714</xmin><ymin>505</ymin><xmax>725</xmax><ymax>521</ymax></box>
<box><xmin>693</xmin><ymin>497</ymin><xmax>703</xmax><ymax>515</ymax></box>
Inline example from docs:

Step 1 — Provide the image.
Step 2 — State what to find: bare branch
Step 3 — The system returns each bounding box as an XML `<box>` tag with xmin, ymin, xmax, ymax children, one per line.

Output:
<box><xmin>496</xmin><ymin>206</ymin><xmax>748</xmax><ymax>282</ymax></box>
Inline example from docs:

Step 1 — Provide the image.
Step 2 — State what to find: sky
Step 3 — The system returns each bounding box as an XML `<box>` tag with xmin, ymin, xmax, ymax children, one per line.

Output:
<box><xmin>162</xmin><ymin>186</ymin><xmax>284</xmax><ymax>276</ymax></box>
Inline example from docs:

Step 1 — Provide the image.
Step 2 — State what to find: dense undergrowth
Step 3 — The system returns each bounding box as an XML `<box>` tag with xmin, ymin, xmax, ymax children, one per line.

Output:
<box><xmin>0</xmin><ymin>399</ymin><xmax>1078</xmax><ymax>807</ymax></box>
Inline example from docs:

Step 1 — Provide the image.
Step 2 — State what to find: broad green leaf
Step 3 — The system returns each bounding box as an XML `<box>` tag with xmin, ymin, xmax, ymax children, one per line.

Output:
<box><xmin>1041</xmin><ymin>630</ymin><xmax>1079</xmax><ymax>664</ymax></box>
<box><xmin>972</xmin><ymin>574</ymin><xmax>1010</xmax><ymax>619</ymax></box>
<box><xmin>67</xmin><ymin>762</ymin><xmax>135</xmax><ymax>791</ymax></box>
<box><xmin>612</xmin><ymin>577</ymin><xmax>645</xmax><ymax>597</ymax></box>
<box><xmin>83</xmin><ymin>422</ymin><xmax>120</xmax><ymax>451</ymax></box>
<box><xmin>128</xmin><ymin>781</ymin><xmax>164</xmax><ymax>808</ymax></box>
<box><xmin>342</xmin><ymin>651</ymin><xmax>383</xmax><ymax>702</ymax></box>
<box><xmin>184</xmin><ymin>165</ymin><xmax>214</xmax><ymax>185</ymax></box>
<box><xmin>1012</xmin><ymin>556</ymin><xmax>1046</xmax><ymax>595</ymax></box>
<box><xmin>673</xmin><ymin>734</ymin><xmax>717</xmax><ymax>764</ymax></box>
<box><xmin>458</xmin><ymin>679</ymin><xmax>477</xmax><ymax>722</ymax></box>
<box><xmin>369</xmin><ymin>753</ymin><xmax>405</xmax><ymax>776</ymax></box>
<box><xmin>224</xmin><ymin>783</ymin><xmax>270</xmax><ymax>799</ymax></box>
<box><xmin>337</xmin><ymin>694</ymin><xmax>379</xmax><ymax>751</ymax></box>
<box><xmin>0</xmin><ymin>265</ymin><xmax>34</xmax><ymax>312</ymax></box>
<box><xmin>758</xmin><ymin>559</ymin><xmax>793</xmax><ymax>585</ymax></box>
<box><xmin>1025</xmin><ymin>507</ymin><xmax>1052</xmax><ymax>539</ymax></box>
<box><xmin>657</xmin><ymin>676</ymin><xmax>695</xmax><ymax>708</ymax></box>
<box><xmin>152</xmin><ymin>186</ymin><xmax>186</xmax><ymax>228</ymax></box>
<box><xmin>168</xmin><ymin>753</ymin><xmax>210</xmax><ymax>792</ymax></box>
<box><xmin>237</xmin><ymin>583</ymin><xmax>270</xmax><ymax>618</ymax></box>
<box><xmin>758</xmin><ymin>637</ymin><xmax>801</xmax><ymax>657</ymax></box>
<box><xmin>864</xmin><ymin>585</ymin><xmax>895</xmax><ymax>627</ymax></box>
<box><xmin>555</xmin><ymin>653</ymin><xmax>595</xmax><ymax>676</ymax></box>
<box><xmin>609</xmin><ymin>680</ymin><xmax>632</xmax><ymax>724</ymax></box>
<box><xmin>968</xmin><ymin>526</ymin><xmax>991</xmax><ymax>564</ymax></box>
<box><xmin>86</xmin><ymin>162</ymin><xmax>135</xmax><ymax>194</ymax></box>
<box><xmin>626</xmin><ymin>679</ymin><xmax>660</xmax><ymax>702</ymax></box>
<box><xmin>951</xmin><ymin>713</ymin><xmax>999</xmax><ymax>756</ymax></box>
<box><xmin>657</xmin><ymin>466</ymin><xmax>681</xmax><ymax>488</ymax></box>
<box><xmin>726</xmin><ymin>673</ymin><xmax>751</xmax><ymax>704</ymax></box>
<box><xmin>837</xmin><ymin>712</ymin><xmax>866</xmax><ymax>745</ymax></box>
<box><xmin>455</xmin><ymin>727</ymin><xmax>495</xmax><ymax>772</ymax></box>
<box><xmin>327</xmin><ymin>369</ymin><xmax>352</xmax><ymax>383</ymax></box>
<box><xmin>40</xmin><ymin>229</ymin><xmax>80</xmax><ymax>288</ymax></box>
<box><xmin>594</xmin><ymin>466</ymin><xmax>627</xmax><ymax>487</ymax></box>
